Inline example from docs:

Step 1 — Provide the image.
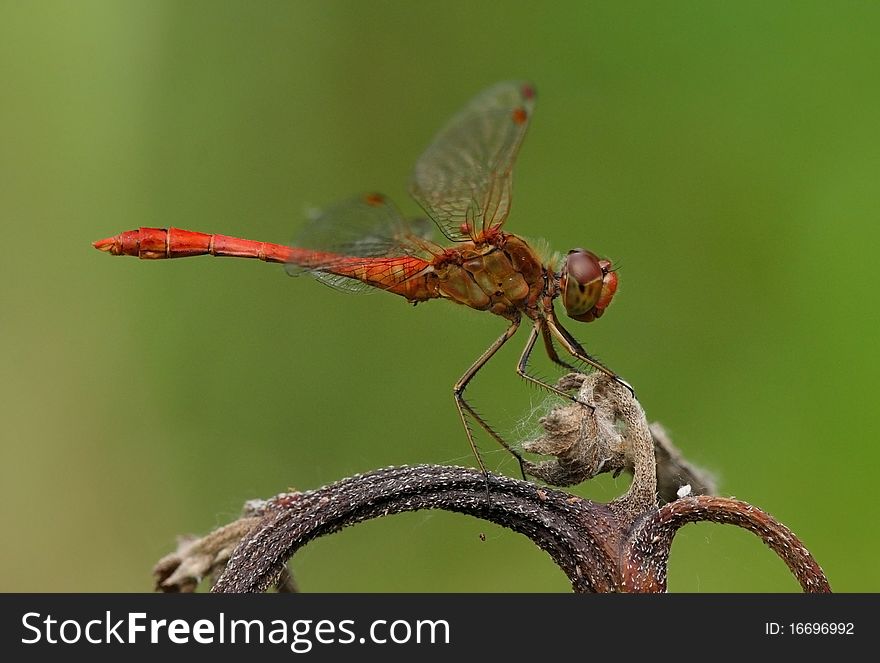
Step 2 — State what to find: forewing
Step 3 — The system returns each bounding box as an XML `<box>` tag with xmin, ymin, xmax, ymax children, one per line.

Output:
<box><xmin>409</xmin><ymin>81</ymin><xmax>536</xmax><ymax>241</ymax></box>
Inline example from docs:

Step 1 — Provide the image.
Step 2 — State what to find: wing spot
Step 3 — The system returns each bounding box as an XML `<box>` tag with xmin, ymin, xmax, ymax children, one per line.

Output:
<box><xmin>511</xmin><ymin>107</ymin><xmax>528</xmax><ymax>125</ymax></box>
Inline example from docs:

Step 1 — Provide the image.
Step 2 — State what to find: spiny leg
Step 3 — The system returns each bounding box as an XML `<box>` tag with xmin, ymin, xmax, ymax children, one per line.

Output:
<box><xmin>541</xmin><ymin>320</ymin><xmax>580</xmax><ymax>372</ymax></box>
<box><xmin>516</xmin><ymin>322</ymin><xmax>595</xmax><ymax>402</ymax></box>
<box><xmin>457</xmin><ymin>398</ymin><xmax>527</xmax><ymax>481</ymax></box>
<box><xmin>545</xmin><ymin>311</ymin><xmax>635</xmax><ymax>396</ymax></box>
<box><xmin>453</xmin><ymin>318</ymin><xmax>525</xmax><ymax>482</ymax></box>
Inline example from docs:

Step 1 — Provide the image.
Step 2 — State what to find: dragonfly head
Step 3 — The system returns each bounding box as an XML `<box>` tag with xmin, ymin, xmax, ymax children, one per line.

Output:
<box><xmin>559</xmin><ymin>249</ymin><xmax>617</xmax><ymax>323</ymax></box>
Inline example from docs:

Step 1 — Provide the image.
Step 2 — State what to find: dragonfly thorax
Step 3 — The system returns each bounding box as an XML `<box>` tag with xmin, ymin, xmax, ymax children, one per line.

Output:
<box><xmin>431</xmin><ymin>233</ymin><xmax>546</xmax><ymax>319</ymax></box>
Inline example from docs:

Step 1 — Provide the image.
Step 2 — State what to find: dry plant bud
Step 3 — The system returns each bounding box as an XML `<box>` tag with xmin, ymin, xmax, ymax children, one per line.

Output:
<box><xmin>523</xmin><ymin>374</ymin><xmax>717</xmax><ymax>505</ymax></box>
<box><xmin>153</xmin><ymin>518</ymin><xmax>263</xmax><ymax>592</ymax></box>
<box><xmin>154</xmin><ymin>495</ymin><xmax>300</xmax><ymax>592</ymax></box>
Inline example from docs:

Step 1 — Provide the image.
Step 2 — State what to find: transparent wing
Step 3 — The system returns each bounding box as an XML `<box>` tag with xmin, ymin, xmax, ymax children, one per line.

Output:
<box><xmin>409</xmin><ymin>81</ymin><xmax>536</xmax><ymax>242</ymax></box>
<box><xmin>285</xmin><ymin>192</ymin><xmax>433</xmax><ymax>294</ymax></box>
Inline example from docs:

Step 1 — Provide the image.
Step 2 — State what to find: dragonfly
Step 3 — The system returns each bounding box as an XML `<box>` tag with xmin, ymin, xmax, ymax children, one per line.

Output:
<box><xmin>93</xmin><ymin>81</ymin><xmax>629</xmax><ymax>477</ymax></box>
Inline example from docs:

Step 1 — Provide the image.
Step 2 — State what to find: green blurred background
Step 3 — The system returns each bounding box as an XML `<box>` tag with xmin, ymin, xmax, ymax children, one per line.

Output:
<box><xmin>2</xmin><ymin>0</ymin><xmax>877</xmax><ymax>592</ymax></box>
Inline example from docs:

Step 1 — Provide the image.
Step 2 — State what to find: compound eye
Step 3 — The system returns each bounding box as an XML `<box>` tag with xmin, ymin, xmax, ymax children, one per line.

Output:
<box><xmin>561</xmin><ymin>249</ymin><xmax>603</xmax><ymax>318</ymax></box>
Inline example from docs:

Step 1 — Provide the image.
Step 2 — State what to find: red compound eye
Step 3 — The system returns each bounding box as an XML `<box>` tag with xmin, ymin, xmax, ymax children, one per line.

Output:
<box><xmin>560</xmin><ymin>249</ymin><xmax>616</xmax><ymax>322</ymax></box>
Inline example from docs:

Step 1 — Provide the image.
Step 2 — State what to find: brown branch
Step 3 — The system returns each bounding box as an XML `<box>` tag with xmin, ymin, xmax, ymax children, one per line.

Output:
<box><xmin>211</xmin><ymin>466</ymin><xmax>624</xmax><ymax>593</ymax></box>
<box><xmin>151</xmin><ymin>372</ymin><xmax>831</xmax><ymax>593</ymax></box>
<box><xmin>622</xmin><ymin>495</ymin><xmax>832</xmax><ymax>593</ymax></box>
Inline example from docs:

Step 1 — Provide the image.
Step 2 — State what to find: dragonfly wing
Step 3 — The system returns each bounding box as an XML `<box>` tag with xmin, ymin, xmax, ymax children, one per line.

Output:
<box><xmin>308</xmin><ymin>271</ymin><xmax>375</xmax><ymax>294</ymax></box>
<box><xmin>286</xmin><ymin>192</ymin><xmax>431</xmax><ymax>294</ymax></box>
<box><xmin>290</xmin><ymin>193</ymin><xmax>413</xmax><ymax>259</ymax></box>
<box><xmin>409</xmin><ymin>81</ymin><xmax>536</xmax><ymax>242</ymax></box>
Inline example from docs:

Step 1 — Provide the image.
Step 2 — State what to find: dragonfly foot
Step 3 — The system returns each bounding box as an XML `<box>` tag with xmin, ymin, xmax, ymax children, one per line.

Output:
<box><xmin>480</xmin><ymin>470</ymin><xmax>492</xmax><ymax>504</ymax></box>
<box><xmin>613</xmin><ymin>375</ymin><xmax>636</xmax><ymax>399</ymax></box>
<box><xmin>570</xmin><ymin>395</ymin><xmax>596</xmax><ymax>412</ymax></box>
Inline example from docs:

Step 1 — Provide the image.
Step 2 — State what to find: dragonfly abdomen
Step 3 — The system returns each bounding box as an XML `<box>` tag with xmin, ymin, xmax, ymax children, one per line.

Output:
<box><xmin>93</xmin><ymin>227</ymin><xmax>440</xmax><ymax>302</ymax></box>
<box><xmin>93</xmin><ymin>227</ymin><xmax>295</xmax><ymax>263</ymax></box>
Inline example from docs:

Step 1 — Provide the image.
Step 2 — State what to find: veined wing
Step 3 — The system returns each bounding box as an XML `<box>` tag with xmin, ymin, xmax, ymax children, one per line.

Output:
<box><xmin>409</xmin><ymin>81</ymin><xmax>536</xmax><ymax>242</ymax></box>
<box><xmin>285</xmin><ymin>192</ymin><xmax>434</xmax><ymax>293</ymax></box>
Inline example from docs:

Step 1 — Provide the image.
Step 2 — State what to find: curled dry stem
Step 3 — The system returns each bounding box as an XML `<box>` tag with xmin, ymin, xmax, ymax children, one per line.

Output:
<box><xmin>152</xmin><ymin>373</ymin><xmax>829</xmax><ymax>593</ymax></box>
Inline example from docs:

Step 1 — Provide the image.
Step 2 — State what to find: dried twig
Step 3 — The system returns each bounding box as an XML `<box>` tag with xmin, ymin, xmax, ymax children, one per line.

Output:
<box><xmin>153</xmin><ymin>372</ymin><xmax>830</xmax><ymax>593</ymax></box>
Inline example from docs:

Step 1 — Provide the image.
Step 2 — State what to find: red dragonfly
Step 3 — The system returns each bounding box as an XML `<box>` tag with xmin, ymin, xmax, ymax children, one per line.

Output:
<box><xmin>94</xmin><ymin>81</ymin><xmax>628</xmax><ymax>476</ymax></box>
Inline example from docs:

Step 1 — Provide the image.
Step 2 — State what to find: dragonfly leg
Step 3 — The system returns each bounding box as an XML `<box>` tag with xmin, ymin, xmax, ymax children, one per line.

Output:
<box><xmin>545</xmin><ymin>313</ymin><xmax>635</xmax><ymax>397</ymax></box>
<box><xmin>453</xmin><ymin>319</ymin><xmax>525</xmax><ymax>480</ymax></box>
<box><xmin>516</xmin><ymin>322</ymin><xmax>594</xmax><ymax>403</ymax></box>
<box><xmin>541</xmin><ymin>321</ymin><xmax>580</xmax><ymax>372</ymax></box>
